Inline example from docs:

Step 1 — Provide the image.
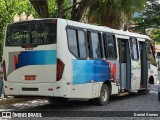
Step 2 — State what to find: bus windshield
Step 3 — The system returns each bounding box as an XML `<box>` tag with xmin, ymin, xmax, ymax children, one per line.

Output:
<box><xmin>146</xmin><ymin>46</ymin><xmax>155</xmax><ymax>60</ymax></box>
<box><xmin>156</xmin><ymin>52</ymin><xmax>160</xmax><ymax>58</ymax></box>
<box><xmin>6</xmin><ymin>22</ymin><xmax>57</xmax><ymax>46</ymax></box>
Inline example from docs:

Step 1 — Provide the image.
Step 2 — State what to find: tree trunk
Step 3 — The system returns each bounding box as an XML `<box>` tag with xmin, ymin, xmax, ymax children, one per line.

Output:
<box><xmin>57</xmin><ymin>0</ymin><xmax>64</xmax><ymax>18</ymax></box>
<box><xmin>71</xmin><ymin>0</ymin><xmax>77</xmax><ymax>20</ymax></box>
<box><xmin>72</xmin><ymin>0</ymin><xmax>96</xmax><ymax>21</ymax></box>
<box><xmin>29</xmin><ymin>0</ymin><xmax>49</xmax><ymax>18</ymax></box>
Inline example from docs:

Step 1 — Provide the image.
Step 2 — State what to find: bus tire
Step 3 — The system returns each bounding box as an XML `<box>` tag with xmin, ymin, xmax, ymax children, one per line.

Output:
<box><xmin>158</xmin><ymin>92</ymin><xmax>160</xmax><ymax>101</ymax></box>
<box><xmin>145</xmin><ymin>89</ymin><xmax>150</xmax><ymax>94</ymax></box>
<box><xmin>91</xmin><ymin>84</ymin><xmax>109</xmax><ymax>106</ymax></box>
<box><xmin>137</xmin><ymin>89</ymin><xmax>150</xmax><ymax>94</ymax></box>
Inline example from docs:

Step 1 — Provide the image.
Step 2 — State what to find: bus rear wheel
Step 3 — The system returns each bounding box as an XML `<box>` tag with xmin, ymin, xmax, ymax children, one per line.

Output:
<box><xmin>137</xmin><ymin>89</ymin><xmax>150</xmax><ymax>94</ymax></box>
<box><xmin>90</xmin><ymin>84</ymin><xmax>109</xmax><ymax>106</ymax></box>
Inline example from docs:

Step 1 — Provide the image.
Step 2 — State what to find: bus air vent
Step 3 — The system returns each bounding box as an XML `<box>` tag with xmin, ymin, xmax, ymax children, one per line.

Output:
<box><xmin>22</xmin><ymin>88</ymin><xmax>38</xmax><ymax>91</ymax></box>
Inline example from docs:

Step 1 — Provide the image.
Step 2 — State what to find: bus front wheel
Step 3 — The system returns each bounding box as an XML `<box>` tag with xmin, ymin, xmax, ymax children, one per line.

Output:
<box><xmin>90</xmin><ymin>84</ymin><xmax>109</xmax><ymax>106</ymax></box>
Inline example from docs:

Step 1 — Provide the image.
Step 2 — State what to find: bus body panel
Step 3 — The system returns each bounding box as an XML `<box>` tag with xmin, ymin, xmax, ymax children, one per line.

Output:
<box><xmin>5</xmin><ymin>45</ymin><xmax>57</xmax><ymax>84</ymax></box>
<box><xmin>148</xmin><ymin>64</ymin><xmax>158</xmax><ymax>84</ymax></box>
<box><xmin>71</xmin><ymin>83</ymin><xmax>99</xmax><ymax>99</ymax></box>
<box><xmin>56</xmin><ymin>19</ymin><xmax>72</xmax><ymax>97</ymax></box>
<box><xmin>131</xmin><ymin>61</ymin><xmax>141</xmax><ymax>90</ymax></box>
<box><xmin>3</xmin><ymin>19</ymin><xmax>59</xmax><ymax>96</ymax></box>
<box><xmin>111</xmin><ymin>83</ymin><xmax>119</xmax><ymax>94</ymax></box>
<box><xmin>7</xmin><ymin>65</ymin><xmax>56</xmax><ymax>83</ymax></box>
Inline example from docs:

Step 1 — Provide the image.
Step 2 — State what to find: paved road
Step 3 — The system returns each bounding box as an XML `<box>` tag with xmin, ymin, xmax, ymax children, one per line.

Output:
<box><xmin>0</xmin><ymin>84</ymin><xmax>160</xmax><ymax>120</ymax></box>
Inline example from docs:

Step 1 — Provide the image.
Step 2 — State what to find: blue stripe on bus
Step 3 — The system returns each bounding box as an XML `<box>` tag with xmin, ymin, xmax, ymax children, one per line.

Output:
<box><xmin>72</xmin><ymin>60</ymin><xmax>111</xmax><ymax>84</ymax></box>
<box><xmin>15</xmin><ymin>50</ymin><xmax>57</xmax><ymax>69</ymax></box>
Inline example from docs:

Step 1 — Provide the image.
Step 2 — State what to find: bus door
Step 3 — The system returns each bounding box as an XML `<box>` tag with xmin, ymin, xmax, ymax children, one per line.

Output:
<box><xmin>145</xmin><ymin>39</ymin><xmax>157</xmax><ymax>84</ymax></box>
<box><xmin>139</xmin><ymin>41</ymin><xmax>148</xmax><ymax>88</ymax></box>
<box><xmin>129</xmin><ymin>38</ymin><xmax>141</xmax><ymax>90</ymax></box>
<box><xmin>117</xmin><ymin>36</ymin><xmax>131</xmax><ymax>91</ymax></box>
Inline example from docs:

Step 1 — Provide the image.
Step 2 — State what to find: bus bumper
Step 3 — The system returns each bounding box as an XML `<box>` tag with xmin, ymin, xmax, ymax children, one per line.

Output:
<box><xmin>3</xmin><ymin>81</ymin><xmax>67</xmax><ymax>97</ymax></box>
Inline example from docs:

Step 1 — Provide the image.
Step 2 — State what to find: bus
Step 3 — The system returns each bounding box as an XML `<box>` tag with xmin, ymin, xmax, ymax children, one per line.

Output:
<box><xmin>2</xmin><ymin>18</ymin><xmax>157</xmax><ymax>105</ymax></box>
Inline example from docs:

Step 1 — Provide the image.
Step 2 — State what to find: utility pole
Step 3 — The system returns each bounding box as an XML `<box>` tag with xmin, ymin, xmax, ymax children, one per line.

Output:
<box><xmin>143</xmin><ymin>18</ymin><xmax>146</xmax><ymax>34</ymax></box>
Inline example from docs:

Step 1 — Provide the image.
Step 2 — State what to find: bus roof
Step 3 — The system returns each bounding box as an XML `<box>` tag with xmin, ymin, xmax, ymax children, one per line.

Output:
<box><xmin>65</xmin><ymin>19</ymin><xmax>150</xmax><ymax>40</ymax></box>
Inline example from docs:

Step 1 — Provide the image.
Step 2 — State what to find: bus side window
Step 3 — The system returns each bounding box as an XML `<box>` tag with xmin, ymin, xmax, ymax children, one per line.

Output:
<box><xmin>87</xmin><ymin>31</ymin><xmax>92</xmax><ymax>56</ymax></box>
<box><xmin>67</xmin><ymin>28</ymin><xmax>79</xmax><ymax>58</ymax></box>
<box><xmin>130</xmin><ymin>38</ymin><xmax>139</xmax><ymax>60</ymax></box>
<box><xmin>67</xmin><ymin>28</ymin><xmax>87</xmax><ymax>59</ymax></box>
<box><xmin>103</xmin><ymin>33</ymin><xmax>117</xmax><ymax>59</ymax></box>
<box><xmin>77</xmin><ymin>30</ymin><xmax>87</xmax><ymax>58</ymax></box>
<box><xmin>88</xmin><ymin>31</ymin><xmax>102</xmax><ymax>59</ymax></box>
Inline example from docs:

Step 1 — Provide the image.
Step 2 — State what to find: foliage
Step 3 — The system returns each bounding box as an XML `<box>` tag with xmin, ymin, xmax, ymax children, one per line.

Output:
<box><xmin>143</xmin><ymin>0</ymin><xmax>160</xmax><ymax>27</ymax></box>
<box><xmin>48</xmin><ymin>0</ymin><xmax>71</xmax><ymax>18</ymax></box>
<box><xmin>29</xmin><ymin>0</ymin><xmax>95</xmax><ymax>21</ymax></box>
<box><xmin>134</xmin><ymin>0</ymin><xmax>160</xmax><ymax>33</ymax></box>
<box><xmin>0</xmin><ymin>0</ymin><xmax>149</xmax><ymax>57</ymax></box>
<box><xmin>0</xmin><ymin>0</ymin><xmax>38</xmax><ymax>57</ymax></box>
<box><xmin>48</xmin><ymin>0</ymin><xmax>58</xmax><ymax>18</ymax></box>
<box><xmin>87</xmin><ymin>0</ymin><xmax>146</xmax><ymax>29</ymax></box>
<box><xmin>149</xmin><ymin>29</ymin><xmax>160</xmax><ymax>43</ymax></box>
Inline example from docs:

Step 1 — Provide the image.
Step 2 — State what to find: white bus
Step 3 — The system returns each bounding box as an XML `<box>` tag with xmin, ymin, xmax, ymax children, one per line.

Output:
<box><xmin>3</xmin><ymin>18</ymin><xmax>157</xmax><ymax>105</ymax></box>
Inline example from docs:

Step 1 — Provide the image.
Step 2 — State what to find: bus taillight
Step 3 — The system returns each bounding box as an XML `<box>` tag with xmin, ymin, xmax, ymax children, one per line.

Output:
<box><xmin>52</xmin><ymin>20</ymin><xmax>57</xmax><ymax>23</ymax></box>
<box><xmin>3</xmin><ymin>60</ymin><xmax>7</xmax><ymax>81</ymax></box>
<box><xmin>56</xmin><ymin>58</ymin><xmax>65</xmax><ymax>81</ymax></box>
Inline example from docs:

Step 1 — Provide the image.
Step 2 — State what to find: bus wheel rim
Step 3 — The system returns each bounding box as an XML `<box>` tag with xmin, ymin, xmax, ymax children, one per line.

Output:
<box><xmin>101</xmin><ymin>89</ymin><xmax>107</xmax><ymax>101</ymax></box>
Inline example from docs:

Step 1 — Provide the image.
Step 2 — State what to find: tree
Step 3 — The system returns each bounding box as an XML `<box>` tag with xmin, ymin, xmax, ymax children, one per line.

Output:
<box><xmin>29</xmin><ymin>0</ymin><xmax>96</xmax><ymax>21</ymax></box>
<box><xmin>149</xmin><ymin>29</ymin><xmax>160</xmax><ymax>43</ymax></box>
<box><xmin>70</xmin><ymin>0</ymin><xmax>96</xmax><ymax>21</ymax></box>
<box><xmin>29</xmin><ymin>0</ymin><xmax>49</xmax><ymax>18</ymax></box>
<box><xmin>134</xmin><ymin>0</ymin><xmax>160</xmax><ymax>33</ymax></box>
<box><xmin>0</xmin><ymin>0</ymin><xmax>38</xmax><ymax>57</ymax></box>
<box><xmin>87</xmin><ymin>0</ymin><xmax>146</xmax><ymax>29</ymax></box>
<box><xmin>0</xmin><ymin>0</ymin><xmax>96</xmax><ymax>56</ymax></box>
<box><xmin>143</xmin><ymin>0</ymin><xmax>160</xmax><ymax>27</ymax></box>
<box><xmin>57</xmin><ymin>0</ymin><xmax>64</xmax><ymax>18</ymax></box>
